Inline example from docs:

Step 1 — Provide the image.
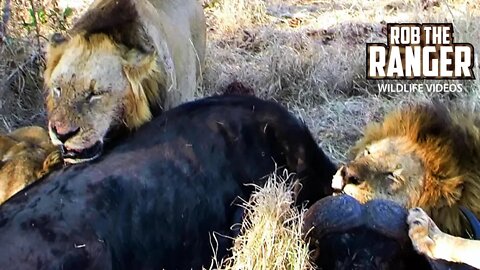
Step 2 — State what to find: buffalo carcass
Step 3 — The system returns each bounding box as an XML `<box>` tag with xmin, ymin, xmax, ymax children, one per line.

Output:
<box><xmin>304</xmin><ymin>195</ymin><xmax>479</xmax><ymax>270</ymax></box>
<box><xmin>0</xmin><ymin>95</ymin><xmax>337</xmax><ymax>270</ymax></box>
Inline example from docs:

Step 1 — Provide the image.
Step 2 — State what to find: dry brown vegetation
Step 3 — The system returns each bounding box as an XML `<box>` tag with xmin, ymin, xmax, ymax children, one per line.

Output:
<box><xmin>0</xmin><ymin>0</ymin><xmax>89</xmax><ymax>132</ymax></box>
<box><xmin>209</xmin><ymin>170</ymin><xmax>313</xmax><ymax>270</ymax></box>
<box><xmin>202</xmin><ymin>0</ymin><xmax>480</xmax><ymax>162</ymax></box>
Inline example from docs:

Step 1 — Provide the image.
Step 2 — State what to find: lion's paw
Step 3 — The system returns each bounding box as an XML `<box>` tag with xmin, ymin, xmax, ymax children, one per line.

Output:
<box><xmin>38</xmin><ymin>150</ymin><xmax>63</xmax><ymax>178</ymax></box>
<box><xmin>407</xmin><ymin>207</ymin><xmax>440</xmax><ymax>259</ymax></box>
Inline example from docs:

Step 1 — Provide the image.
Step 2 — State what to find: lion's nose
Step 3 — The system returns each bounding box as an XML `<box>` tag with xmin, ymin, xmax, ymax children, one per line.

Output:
<box><xmin>49</xmin><ymin>122</ymin><xmax>80</xmax><ymax>143</ymax></box>
<box><xmin>341</xmin><ymin>166</ymin><xmax>363</xmax><ymax>185</ymax></box>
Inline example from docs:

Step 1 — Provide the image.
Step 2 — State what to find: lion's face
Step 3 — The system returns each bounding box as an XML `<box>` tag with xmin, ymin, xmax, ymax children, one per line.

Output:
<box><xmin>44</xmin><ymin>34</ymin><xmax>157</xmax><ymax>164</ymax></box>
<box><xmin>332</xmin><ymin>136</ymin><xmax>426</xmax><ymax>208</ymax></box>
<box><xmin>46</xmin><ymin>41</ymin><xmax>128</xmax><ymax>164</ymax></box>
<box><xmin>331</xmin><ymin>103</ymin><xmax>478</xmax><ymax>236</ymax></box>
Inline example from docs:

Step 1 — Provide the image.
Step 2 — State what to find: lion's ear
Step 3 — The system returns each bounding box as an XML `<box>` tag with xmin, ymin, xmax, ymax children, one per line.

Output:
<box><xmin>44</xmin><ymin>33</ymin><xmax>69</xmax><ymax>85</ymax></box>
<box><xmin>49</xmin><ymin>33</ymin><xmax>68</xmax><ymax>47</ymax></box>
<box><xmin>122</xmin><ymin>49</ymin><xmax>160</xmax><ymax>129</ymax></box>
<box><xmin>122</xmin><ymin>49</ymin><xmax>157</xmax><ymax>85</ymax></box>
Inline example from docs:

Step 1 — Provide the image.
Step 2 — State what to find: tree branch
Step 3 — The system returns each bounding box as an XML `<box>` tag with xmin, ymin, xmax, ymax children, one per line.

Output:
<box><xmin>27</xmin><ymin>0</ymin><xmax>42</xmax><ymax>55</ymax></box>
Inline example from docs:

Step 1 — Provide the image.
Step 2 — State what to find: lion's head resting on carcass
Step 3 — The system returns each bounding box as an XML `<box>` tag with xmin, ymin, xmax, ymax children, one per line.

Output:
<box><xmin>332</xmin><ymin>102</ymin><xmax>480</xmax><ymax>237</ymax></box>
<box><xmin>44</xmin><ymin>0</ymin><xmax>206</xmax><ymax>164</ymax></box>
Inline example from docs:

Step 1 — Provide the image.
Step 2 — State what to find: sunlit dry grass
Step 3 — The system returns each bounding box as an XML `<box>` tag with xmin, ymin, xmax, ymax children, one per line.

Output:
<box><xmin>209</xmin><ymin>170</ymin><xmax>313</xmax><ymax>270</ymax></box>
<box><xmin>202</xmin><ymin>0</ymin><xmax>480</xmax><ymax>162</ymax></box>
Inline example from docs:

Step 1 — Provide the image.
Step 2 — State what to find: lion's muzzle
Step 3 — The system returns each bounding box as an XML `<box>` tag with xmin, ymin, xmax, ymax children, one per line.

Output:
<box><xmin>49</xmin><ymin>122</ymin><xmax>103</xmax><ymax>164</ymax></box>
<box><xmin>49</xmin><ymin>121</ymin><xmax>80</xmax><ymax>144</ymax></box>
<box><xmin>61</xmin><ymin>141</ymin><xmax>103</xmax><ymax>164</ymax></box>
<box><xmin>331</xmin><ymin>165</ymin><xmax>363</xmax><ymax>194</ymax></box>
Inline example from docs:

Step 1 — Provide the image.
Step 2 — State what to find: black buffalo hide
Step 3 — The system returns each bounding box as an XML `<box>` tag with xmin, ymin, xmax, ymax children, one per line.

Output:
<box><xmin>0</xmin><ymin>95</ymin><xmax>337</xmax><ymax>270</ymax></box>
<box><xmin>304</xmin><ymin>195</ymin><xmax>478</xmax><ymax>270</ymax></box>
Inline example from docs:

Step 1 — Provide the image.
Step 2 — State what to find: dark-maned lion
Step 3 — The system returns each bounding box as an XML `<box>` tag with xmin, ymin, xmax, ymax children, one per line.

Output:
<box><xmin>44</xmin><ymin>0</ymin><xmax>206</xmax><ymax>164</ymax></box>
<box><xmin>332</xmin><ymin>102</ymin><xmax>480</xmax><ymax>238</ymax></box>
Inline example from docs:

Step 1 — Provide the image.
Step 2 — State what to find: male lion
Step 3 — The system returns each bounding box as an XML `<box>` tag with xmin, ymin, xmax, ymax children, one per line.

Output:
<box><xmin>44</xmin><ymin>0</ymin><xmax>206</xmax><ymax>164</ymax></box>
<box><xmin>331</xmin><ymin>102</ymin><xmax>480</xmax><ymax>238</ymax></box>
<box><xmin>0</xmin><ymin>126</ymin><xmax>61</xmax><ymax>204</ymax></box>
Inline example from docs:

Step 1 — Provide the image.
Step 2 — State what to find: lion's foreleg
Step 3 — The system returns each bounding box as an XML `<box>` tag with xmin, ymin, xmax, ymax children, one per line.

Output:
<box><xmin>408</xmin><ymin>207</ymin><xmax>480</xmax><ymax>269</ymax></box>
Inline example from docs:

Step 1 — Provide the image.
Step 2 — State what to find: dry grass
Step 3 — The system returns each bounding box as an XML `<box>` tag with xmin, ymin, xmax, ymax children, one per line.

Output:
<box><xmin>209</xmin><ymin>170</ymin><xmax>313</xmax><ymax>270</ymax></box>
<box><xmin>0</xmin><ymin>0</ymin><xmax>91</xmax><ymax>132</ymax></box>
<box><xmin>202</xmin><ymin>0</ymin><xmax>480</xmax><ymax>162</ymax></box>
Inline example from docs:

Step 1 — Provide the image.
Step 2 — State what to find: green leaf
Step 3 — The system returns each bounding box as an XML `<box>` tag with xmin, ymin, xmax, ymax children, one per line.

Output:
<box><xmin>63</xmin><ymin>7</ymin><xmax>73</xmax><ymax>18</ymax></box>
<box><xmin>38</xmin><ymin>9</ymin><xmax>47</xmax><ymax>23</ymax></box>
<box><xmin>28</xmin><ymin>8</ymin><xmax>35</xmax><ymax>19</ymax></box>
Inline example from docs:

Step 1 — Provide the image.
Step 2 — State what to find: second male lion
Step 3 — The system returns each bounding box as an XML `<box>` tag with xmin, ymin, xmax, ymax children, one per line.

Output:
<box><xmin>44</xmin><ymin>0</ymin><xmax>206</xmax><ymax>164</ymax></box>
<box><xmin>331</xmin><ymin>102</ymin><xmax>480</xmax><ymax>238</ymax></box>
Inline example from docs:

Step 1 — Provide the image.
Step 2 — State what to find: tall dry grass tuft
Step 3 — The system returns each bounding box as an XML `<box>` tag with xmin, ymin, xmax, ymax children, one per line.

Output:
<box><xmin>210</xmin><ymin>170</ymin><xmax>314</xmax><ymax>270</ymax></box>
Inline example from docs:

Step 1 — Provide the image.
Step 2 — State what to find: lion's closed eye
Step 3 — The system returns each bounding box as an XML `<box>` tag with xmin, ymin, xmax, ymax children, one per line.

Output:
<box><xmin>86</xmin><ymin>92</ymin><xmax>104</xmax><ymax>103</ymax></box>
<box><xmin>52</xmin><ymin>87</ymin><xmax>61</xmax><ymax>98</ymax></box>
<box><xmin>387</xmin><ymin>172</ymin><xmax>401</xmax><ymax>184</ymax></box>
<box><xmin>386</xmin><ymin>168</ymin><xmax>405</xmax><ymax>194</ymax></box>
